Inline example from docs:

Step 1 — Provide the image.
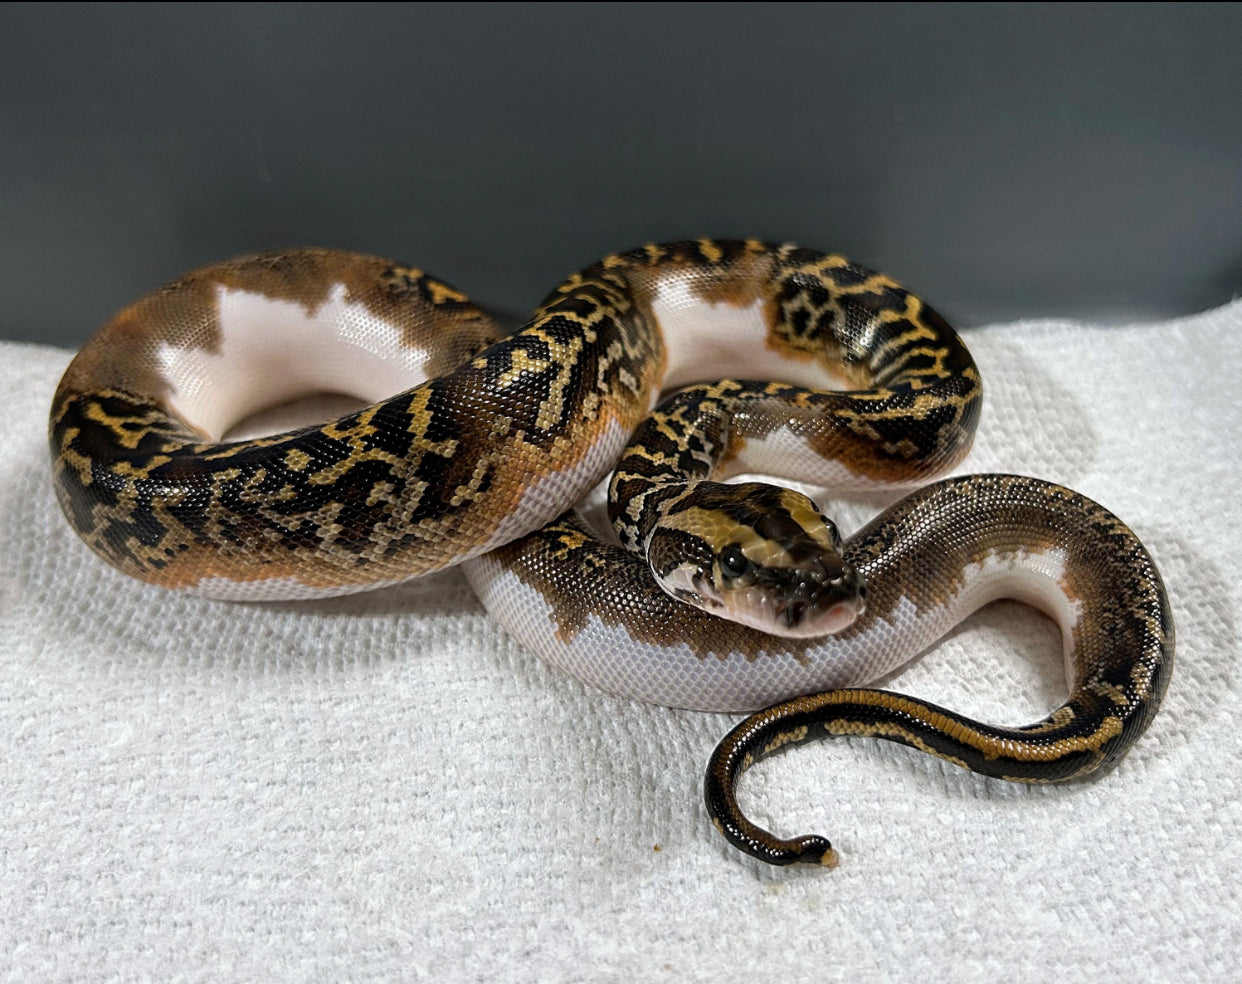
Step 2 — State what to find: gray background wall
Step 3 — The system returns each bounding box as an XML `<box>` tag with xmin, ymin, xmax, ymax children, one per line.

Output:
<box><xmin>3</xmin><ymin>2</ymin><xmax>1239</xmax><ymax>347</ymax></box>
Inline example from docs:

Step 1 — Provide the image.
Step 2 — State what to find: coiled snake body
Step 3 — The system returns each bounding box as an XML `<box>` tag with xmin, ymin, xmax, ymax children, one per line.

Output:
<box><xmin>49</xmin><ymin>240</ymin><xmax>1173</xmax><ymax>865</ymax></box>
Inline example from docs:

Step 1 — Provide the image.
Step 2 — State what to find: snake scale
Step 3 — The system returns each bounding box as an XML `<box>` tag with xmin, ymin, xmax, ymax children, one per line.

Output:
<box><xmin>49</xmin><ymin>239</ymin><xmax>1174</xmax><ymax>866</ymax></box>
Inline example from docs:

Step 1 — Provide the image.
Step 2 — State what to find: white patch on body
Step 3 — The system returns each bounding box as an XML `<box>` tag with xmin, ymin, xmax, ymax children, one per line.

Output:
<box><xmin>155</xmin><ymin>283</ymin><xmax>432</xmax><ymax>439</ymax></box>
<box><xmin>942</xmin><ymin>545</ymin><xmax>1084</xmax><ymax>681</ymax></box>
<box><xmin>720</xmin><ymin>430</ymin><xmax>902</xmax><ymax>491</ymax></box>
<box><xmin>647</xmin><ymin>273</ymin><xmax>845</xmax><ymax>392</ymax></box>
<box><xmin>848</xmin><ymin>545</ymin><xmax>1084</xmax><ymax>688</ymax></box>
<box><xmin>466</xmin><ymin>542</ymin><xmax>1085</xmax><ymax>712</ymax></box>
<box><xmin>644</xmin><ymin>274</ymin><xmax>895</xmax><ymax>491</ymax></box>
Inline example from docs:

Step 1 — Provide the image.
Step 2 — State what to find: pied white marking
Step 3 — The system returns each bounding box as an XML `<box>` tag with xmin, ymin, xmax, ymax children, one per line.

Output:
<box><xmin>155</xmin><ymin>283</ymin><xmax>433</xmax><ymax>439</ymax></box>
<box><xmin>943</xmin><ymin>546</ymin><xmax>1084</xmax><ymax>681</ymax></box>
<box><xmin>719</xmin><ymin>430</ymin><xmax>906</xmax><ymax>491</ymax></box>
<box><xmin>647</xmin><ymin>273</ymin><xmax>846</xmax><ymax>392</ymax></box>
<box><xmin>467</xmin><ymin>543</ymin><xmax>1085</xmax><ymax>712</ymax></box>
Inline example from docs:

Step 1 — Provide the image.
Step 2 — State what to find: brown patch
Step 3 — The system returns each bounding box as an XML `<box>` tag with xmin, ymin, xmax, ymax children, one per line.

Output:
<box><xmin>843</xmin><ymin>475</ymin><xmax>1172</xmax><ymax>733</ymax></box>
<box><xmin>794</xmin><ymin>373</ymin><xmax>982</xmax><ymax>484</ymax></box>
<box><xmin>622</xmin><ymin>241</ymin><xmax>981</xmax><ymax>486</ymax></box>
<box><xmin>54</xmin><ymin>249</ymin><xmax>503</xmax><ymax>416</ymax></box>
<box><xmin>496</xmin><ymin>472</ymin><xmax>1172</xmax><ymax>770</ymax></box>
<box><xmin>686</xmin><ymin>249</ymin><xmax>775</xmax><ymax>312</ymax></box>
<box><xmin>53</xmin><ymin>271</ymin><xmax>219</xmax><ymax>411</ymax></box>
<box><xmin>762</xmin><ymin>330</ymin><xmax>873</xmax><ymax>389</ymax></box>
<box><xmin>618</xmin><ymin>245</ymin><xmax>776</xmax><ymax>357</ymax></box>
<box><xmin>491</xmin><ymin>514</ymin><xmax>821</xmax><ymax>663</ymax></box>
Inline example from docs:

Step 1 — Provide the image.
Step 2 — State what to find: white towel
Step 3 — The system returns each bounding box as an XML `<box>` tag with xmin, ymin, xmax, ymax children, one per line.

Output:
<box><xmin>2</xmin><ymin>301</ymin><xmax>1239</xmax><ymax>982</ymax></box>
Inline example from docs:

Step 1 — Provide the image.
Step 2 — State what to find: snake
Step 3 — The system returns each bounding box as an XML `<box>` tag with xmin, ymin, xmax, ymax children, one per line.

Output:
<box><xmin>48</xmin><ymin>239</ymin><xmax>1174</xmax><ymax>866</ymax></box>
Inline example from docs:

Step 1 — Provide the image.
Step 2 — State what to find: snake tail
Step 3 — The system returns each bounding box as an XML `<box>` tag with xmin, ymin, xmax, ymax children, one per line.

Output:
<box><xmin>705</xmin><ymin>661</ymin><xmax>1174</xmax><ymax>866</ymax></box>
<box><xmin>704</xmin><ymin>476</ymin><xmax>1174</xmax><ymax>866</ymax></box>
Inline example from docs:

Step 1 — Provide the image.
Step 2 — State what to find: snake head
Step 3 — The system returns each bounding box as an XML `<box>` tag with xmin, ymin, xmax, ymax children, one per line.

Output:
<box><xmin>647</xmin><ymin>481</ymin><xmax>866</xmax><ymax>638</ymax></box>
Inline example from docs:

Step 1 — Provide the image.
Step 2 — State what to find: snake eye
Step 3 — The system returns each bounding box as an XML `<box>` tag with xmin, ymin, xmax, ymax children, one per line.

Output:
<box><xmin>719</xmin><ymin>544</ymin><xmax>751</xmax><ymax>579</ymax></box>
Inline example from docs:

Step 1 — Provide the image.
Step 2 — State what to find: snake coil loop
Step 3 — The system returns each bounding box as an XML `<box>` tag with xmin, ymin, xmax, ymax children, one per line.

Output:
<box><xmin>48</xmin><ymin>240</ymin><xmax>1173</xmax><ymax>865</ymax></box>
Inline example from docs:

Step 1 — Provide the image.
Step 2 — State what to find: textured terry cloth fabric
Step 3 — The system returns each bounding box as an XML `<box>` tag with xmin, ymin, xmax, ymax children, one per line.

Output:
<box><xmin>2</xmin><ymin>302</ymin><xmax>1240</xmax><ymax>983</ymax></box>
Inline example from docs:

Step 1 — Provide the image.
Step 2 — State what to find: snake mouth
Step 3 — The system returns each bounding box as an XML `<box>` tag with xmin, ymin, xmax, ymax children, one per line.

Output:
<box><xmin>717</xmin><ymin>565</ymin><xmax>867</xmax><ymax>639</ymax></box>
<box><xmin>776</xmin><ymin>593</ymin><xmax>865</xmax><ymax>637</ymax></box>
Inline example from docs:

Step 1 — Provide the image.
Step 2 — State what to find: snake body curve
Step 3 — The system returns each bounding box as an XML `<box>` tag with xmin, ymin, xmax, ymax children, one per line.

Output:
<box><xmin>48</xmin><ymin>240</ymin><xmax>1173</xmax><ymax>865</ymax></box>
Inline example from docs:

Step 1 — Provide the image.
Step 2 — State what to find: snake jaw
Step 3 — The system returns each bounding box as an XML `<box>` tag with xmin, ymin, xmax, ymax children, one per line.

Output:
<box><xmin>717</xmin><ymin>561</ymin><xmax>866</xmax><ymax>638</ymax></box>
<box><xmin>646</xmin><ymin>482</ymin><xmax>868</xmax><ymax>638</ymax></box>
<box><xmin>654</xmin><ymin>550</ymin><xmax>866</xmax><ymax>638</ymax></box>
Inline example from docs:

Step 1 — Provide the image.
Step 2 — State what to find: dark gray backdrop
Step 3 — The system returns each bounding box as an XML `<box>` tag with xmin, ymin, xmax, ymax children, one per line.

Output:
<box><xmin>3</xmin><ymin>2</ymin><xmax>1240</xmax><ymax>346</ymax></box>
